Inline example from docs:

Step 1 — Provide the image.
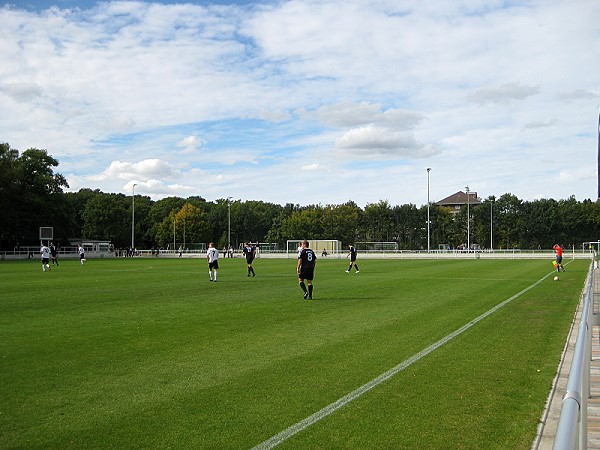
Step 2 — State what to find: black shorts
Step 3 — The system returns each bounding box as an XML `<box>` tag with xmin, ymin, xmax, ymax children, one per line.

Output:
<box><xmin>42</xmin><ymin>258</ymin><xmax>49</xmax><ymax>265</ymax></box>
<box><xmin>299</xmin><ymin>267</ymin><xmax>315</xmax><ymax>281</ymax></box>
<box><xmin>556</xmin><ymin>255</ymin><xmax>562</xmax><ymax>264</ymax></box>
<box><xmin>246</xmin><ymin>256</ymin><xmax>254</xmax><ymax>264</ymax></box>
<box><xmin>209</xmin><ymin>261</ymin><xmax>219</xmax><ymax>270</ymax></box>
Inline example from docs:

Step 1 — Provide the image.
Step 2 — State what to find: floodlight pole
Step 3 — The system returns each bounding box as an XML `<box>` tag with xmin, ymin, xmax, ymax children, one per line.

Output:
<box><xmin>490</xmin><ymin>197</ymin><xmax>494</xmax><ymax>251</ymax></box>
<box><xmin>131</xmin><ymin>183</ymin><xmax>137</xmax><ymax>252</ymax></box>
<box><xmin>427</xmin><ymin>168</ymin><xmax>431</xmax><ymax>253</ymax></box>
<box><xmin>227</xmin><ymin>197</ymin><xmax>233</xmax><ymax>251</ymax></box>
<box><xmin>465</xmin><ymin>185</ymin><xmax>470</xmax><ymax>251</ymax></box>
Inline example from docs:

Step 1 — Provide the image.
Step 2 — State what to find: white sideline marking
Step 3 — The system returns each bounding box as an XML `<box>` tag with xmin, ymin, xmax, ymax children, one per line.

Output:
<box><xmin>251</xmin><ymin>271</ymin><xmax>554</xmax><ymax>450</ymax></box>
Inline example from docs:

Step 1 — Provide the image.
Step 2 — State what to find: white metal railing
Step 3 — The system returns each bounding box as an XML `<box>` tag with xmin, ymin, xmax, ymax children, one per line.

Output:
<box><xmin>552</xmin><ymin>260</ymin><xmax>594</xmax><ymax>449</ymax></box>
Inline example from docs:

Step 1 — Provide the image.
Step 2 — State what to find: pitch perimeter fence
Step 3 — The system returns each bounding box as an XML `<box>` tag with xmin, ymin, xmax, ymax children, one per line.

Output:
<box><xmin>2</xmin><ymin>247</ymin><xmax>595</xmax><ymax>261</ymax></box>
<box><xmin>541</xmin><ymin>257</ymin><xmax>595</xmax><ymax>450</ymax></box>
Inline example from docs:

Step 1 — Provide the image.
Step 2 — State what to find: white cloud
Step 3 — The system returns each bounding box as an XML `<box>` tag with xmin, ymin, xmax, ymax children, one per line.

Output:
<box><xmin>2</xmin><ymin>81</ymin><xmax>43</xmax><ymax>101</ymax></box>
<box><xmin>302</xmin><ymin>163</ymin><xmax>319</xmax><ymax>171</ymax></box>
<box><xmin>557</xmin><ymin>90</ymin><xmax>599</xmax><ymax>101</ymax></box>
<box><xmin>466</xmin><ymin>83</ymin><xmax>540</xmax><ymax>105</ymax></box>
<box><xmin>90</xmin><ymin>159</ymin><xmax>177</xmax><ymax>181</ymax></box>
<box><xmin>254</xmin><ymin>109</ymin><xmax>291</xmax><ymax>122</ymax></box>
<box><xmin>2</xmin><ymin>0</ymin><xmax>599</xmax><ymax>206</ymax></box>
<box><xmin>333</xmin><ymin>123</ymin><xmax>439</xmax><ymax>160</ymax></box>
<box><xmin>314</xmin><ymin>102</ymin><xmax>423</xmax><ymax>130</ymax></box>
<box><xmin>177</xmin><ymin>135</ymin><xmax>204</xmax><ymax>154</ymax></box>
<box><xmin>523</xmin><ymin>119</ymin><xmax>557</xmax><ymax>130</ymax></box>
<box><xmin>125</xmin><ymin>179</ymin><xmax>198</xmax><ymax>197</ymax></box>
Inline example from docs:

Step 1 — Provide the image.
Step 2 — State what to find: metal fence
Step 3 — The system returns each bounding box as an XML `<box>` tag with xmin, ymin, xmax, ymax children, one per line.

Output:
<box><xmin>552</xmin><ymin>260</ymin><xmax>594</xmax><ymax>449</ymax></box>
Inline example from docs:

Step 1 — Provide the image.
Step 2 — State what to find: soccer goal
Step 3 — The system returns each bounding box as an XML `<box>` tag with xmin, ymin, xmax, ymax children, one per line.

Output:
<box><xmin>286</xmin><ymin>240</ymin><xmax>342</xmax><ymax>258</ymax></box>
<box><xmin>355</xmin><ymin>242</ymin><xmax>399</xmax><ymax>252</ymax></box>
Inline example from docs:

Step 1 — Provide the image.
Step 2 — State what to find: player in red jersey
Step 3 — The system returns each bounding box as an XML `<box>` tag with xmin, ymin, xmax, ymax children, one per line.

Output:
<box><xmin>553</xmin><ymin>244</ymin><xmax>565</xmax><ymax>272</ymax></box>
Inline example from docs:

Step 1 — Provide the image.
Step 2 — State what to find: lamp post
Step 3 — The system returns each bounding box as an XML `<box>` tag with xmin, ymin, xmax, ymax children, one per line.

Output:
<box><xmin>427</xmin><ymin>168</ymin><xmax>431</xmax><ymax>252</ymax></box>
<box><xmin>465</xmin><ymin>185</ymin><xmax>470</xmax><ymax>251</ymax></box>
<box><xmin>131</xmin><ymin>183</ymin><xmax>137</xmax><ymax>252</ymax></box>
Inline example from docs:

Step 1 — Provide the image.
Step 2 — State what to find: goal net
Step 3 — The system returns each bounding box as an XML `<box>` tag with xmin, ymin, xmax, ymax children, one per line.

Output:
<box><xmin>286</xmin><ymin>240</ymin><xmax>342</xmax><ymax>258</ymax></box>
<box><xmin>355</xmin><ymin>242</ymin><xmax>398</xmax><ymax>252</ymax></box>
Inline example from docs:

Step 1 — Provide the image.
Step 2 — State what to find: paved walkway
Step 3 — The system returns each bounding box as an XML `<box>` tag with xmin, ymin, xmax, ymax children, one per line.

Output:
<box><xmin>536</xmin><ymin>267</ymin><xmax>600</xmax><ymax>449</ymax></box>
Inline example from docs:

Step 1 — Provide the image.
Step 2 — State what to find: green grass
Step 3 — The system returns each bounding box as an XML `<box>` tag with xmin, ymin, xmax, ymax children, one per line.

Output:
<box><xmin>0</xmin><ymin>257</ymin><xmax>588</xmax><ymax>449</ymax></box>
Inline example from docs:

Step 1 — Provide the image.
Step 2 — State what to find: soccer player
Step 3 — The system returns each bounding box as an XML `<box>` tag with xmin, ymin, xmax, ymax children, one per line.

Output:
<box><xmin>297</xmin><ymin>240</ymin><xmax>317</xmax><ymax>300</ymax></box>
<box><xmin>78</xmin><ymin>244</ymin><xmax>86</xmax><ymax>265</ymax></box>
<box><xmin>553</xmin><ymin>243</ymin><xmax>565</xmax><ymax>272</ymax></box>
<box><xmin>345</xmin><ymin>243</ymin><xmax>359</xmax><ymax>273</ymax></box>
<box><xmin>207</xmin><ymin>242</ymin><xmax>219</xmax><ymax>282</ymax></box>
<box><xmin>242</xmin><ymin>242</ymin><xmax>256</xmax><ymax>277</ymax></box>
<box><xmin>40</xmin><ymin>243</ymin><xmax>51</xmax><ymax>272</ymax></box>
<box><xmin>50</xmin><ymin>242</ymin><xmax>59</xmax><ymax>266</ymax></box>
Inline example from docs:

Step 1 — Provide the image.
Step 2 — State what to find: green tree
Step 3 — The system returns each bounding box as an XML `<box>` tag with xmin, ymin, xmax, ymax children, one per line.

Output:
<box><xmin>495</xmin><ymin>193</ymin><xmax>524</xmax><ymax>249</ymax></box>
<box><xmin>156</xmin><ymin>203</ymin><xmax>209</xmax><ymax>248</ymax></box>
<box><xmin>63</xmin><ymin>189</ymin><xmax>102</xmax><ymax>240</ymax></box>
<box><xmin>176</xmin><ymin>202</ymin><xmax>209</xmax><ymax>247</ymax></box>
<box><xmin>429</xmin><ymin>204</ymin><xmax>454</xmax><ymax>250</ymax></box>
<box><xmin>132</xmin><ymin>195</ymin><xmax>153</xmax><ymax>249</ymax></box>
<box><xmin>0</xmin><ymin>143</ymin><xmax>23</xmax><ymax>248</ymax></box>
<box><xmin>391</xmin><ymin>204</ymin><xmax>421</xmax><ymax>249</ymax></box>
<box><xmin>362</xmin><ymin>200</ymin><xmax>394</xmax><ymax>243</ymax></box>
<box><xmin>331</xmin><ymin>201</ymin><xmax>362</xmax><ymax>245</ymax></box>
<box><xmin>274</xmin><ymin>207</ymin><xmax>324</xmax><ymax>242</ymax></box>
<box><xmin>148</xmin><ymin>197</ymin><xmax>186</xmax><ymax>247</ymax></box>
<box><xmin>237</xmin><ymin>200</ymin><xmax>283</xmax><ymax>245</ymax></box>
<box><xmin>81</xmin><ymin>193</ymin><xmax>129</xmax><ymax>246</ymax></box>
<box><xmin>0</xmin><ymin>145</ymin><xmax>69</xmax><ymax>249</ymax></box>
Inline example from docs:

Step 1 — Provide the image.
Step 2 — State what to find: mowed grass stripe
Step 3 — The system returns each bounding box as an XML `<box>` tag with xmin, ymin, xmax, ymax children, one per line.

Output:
<box><xmin>253</xmin><ymin>267</ymin><xmax>555</xmax><ymax>450</ymax></box>
<box><xmin>0</xmin><ymin>258</ymin><xmax>587</xmax><ymax>448</ymax></box>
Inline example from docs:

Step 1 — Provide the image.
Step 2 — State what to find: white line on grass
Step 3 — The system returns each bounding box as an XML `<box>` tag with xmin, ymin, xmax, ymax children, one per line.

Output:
<box><xmin>251</xmin><ymin>270</ymin><xmax>556</xmax><ymax>450</ymax></box>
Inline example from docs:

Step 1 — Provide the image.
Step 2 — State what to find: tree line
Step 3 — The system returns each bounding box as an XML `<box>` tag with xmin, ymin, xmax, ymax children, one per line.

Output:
<box><xmin>2</xmin><ymin>143</ymin><xmax>599</xmax><ymax>251</ymax></box>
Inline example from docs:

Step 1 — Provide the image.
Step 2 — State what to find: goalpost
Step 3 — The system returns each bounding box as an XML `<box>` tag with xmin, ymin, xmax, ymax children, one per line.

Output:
<box><xmin>286</xmin><ymin>240</ymin><xmax>342</xmax><ymax>258</ymax></box>
<box><xmin>355</xmin><ymin>242</ymin><xmax>398</xmax><ymax>252</ymax></box>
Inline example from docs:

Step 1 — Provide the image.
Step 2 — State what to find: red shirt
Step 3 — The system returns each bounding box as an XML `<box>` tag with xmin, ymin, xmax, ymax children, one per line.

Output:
<box><xmin>553</xmin><ymin>245</ymin><xmax>563</xmax><ymax>257</ymax></box>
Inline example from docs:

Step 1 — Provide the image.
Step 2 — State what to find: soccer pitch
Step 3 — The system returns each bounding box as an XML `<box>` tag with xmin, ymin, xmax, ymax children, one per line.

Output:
<box><xmin>0</xmin><ymin>257</ymin><xmax>588</xmax><ymax>449</ymax></box>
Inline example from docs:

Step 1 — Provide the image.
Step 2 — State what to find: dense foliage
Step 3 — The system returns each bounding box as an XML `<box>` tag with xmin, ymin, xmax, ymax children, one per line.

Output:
<box><xmin>2</xmin><ymin>143</ymin><xmax>599</xmax><ymax>250</ymax></box>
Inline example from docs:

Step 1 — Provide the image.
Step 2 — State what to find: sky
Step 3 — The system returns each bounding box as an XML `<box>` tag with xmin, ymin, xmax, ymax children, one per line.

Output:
<box><xmin>1</xmin><ymin>0</ymin><xmax>599</xmax><ymax>207</ymax></box>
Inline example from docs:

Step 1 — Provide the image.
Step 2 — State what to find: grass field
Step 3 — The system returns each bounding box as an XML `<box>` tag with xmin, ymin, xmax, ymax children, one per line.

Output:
<box><xmin>0</xmin><ymin>256</ymin><xmax>589</xmax><ymax>449</ymax></box>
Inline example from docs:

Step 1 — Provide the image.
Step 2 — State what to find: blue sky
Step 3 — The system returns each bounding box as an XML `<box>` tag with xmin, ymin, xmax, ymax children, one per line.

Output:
<box><xmin>1</xmin><ymin>0</ymin><xmax>599</xmax><ymax>206</ymax></box>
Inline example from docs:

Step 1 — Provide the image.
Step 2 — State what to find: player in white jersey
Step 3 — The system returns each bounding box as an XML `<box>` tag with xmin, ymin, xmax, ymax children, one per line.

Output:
<box><xmin>78</xmin><ymin>245</ymin><xmax>86</xmax><ymax>265</ymax></box>
<box><xmin>207</xmin><ymin>242</ymin><xmax>219</xmax><ymax>282</ymax></box>
<box><xmin>40</xmin><ymin>244</ymin><xmax>51</xmax><ymax>272</ymax></box>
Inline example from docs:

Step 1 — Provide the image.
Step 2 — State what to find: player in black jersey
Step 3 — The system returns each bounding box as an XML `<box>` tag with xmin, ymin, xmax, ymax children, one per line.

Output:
<box><xmin>243</xmin><ymin>242</ymin><xmax>256</xmax><ymax>277</ymax></box>
<box><xmin>345</xmin><ymin>243</ymin><xmax>359</xmax><ymax>273</ymax></box>
<box><xmin>297</xmin><ymin>240</ymin><xmax>317</xmax><ymax>299</ymax></box>
<box><xmin>50</xmin><ymin>242</ymin><xmax>59</xmax><ymax>266</ymax></box>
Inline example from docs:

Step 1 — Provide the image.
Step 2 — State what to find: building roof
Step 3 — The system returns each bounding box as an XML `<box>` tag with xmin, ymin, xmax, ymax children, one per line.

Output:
<box><xmin>435</xmin><ymin>191</ymin><xmax>482</xmax><ymax>206</ymax></box>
